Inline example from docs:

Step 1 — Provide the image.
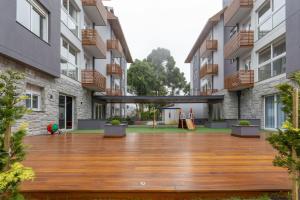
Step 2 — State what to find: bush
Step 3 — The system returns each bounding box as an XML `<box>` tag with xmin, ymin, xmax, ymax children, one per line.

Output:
<box><xmin>239</xmin><ymin>120</ymin><xmax>251</xmax><ymax>126</ymax></box>
<box><xmin>111</xmin><ymin>119</ymin><xmax>121</xmax><ymax>126</ymax></box>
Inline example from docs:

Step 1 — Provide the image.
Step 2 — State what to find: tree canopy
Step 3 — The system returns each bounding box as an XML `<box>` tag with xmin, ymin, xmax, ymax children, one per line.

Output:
<box><xmin>128</xmin><ymin>48</ymin><xmax>189</xmax><ymax>96</ymax></box>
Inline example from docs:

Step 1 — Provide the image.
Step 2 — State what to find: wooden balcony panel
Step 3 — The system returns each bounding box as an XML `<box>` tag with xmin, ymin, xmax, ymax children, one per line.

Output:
<box><xmin>107</xmin><ymin>64</ymin><xmax>122</xmax><ymax>77</ymax></box>
<box><xmin>200</xmin><ymin>64</ymin><xmax>218</xmax><ymax>79</ymax></box>
<box><xmin>106</xmin><ymin>89</ymin><xmax>122</xmax><ymax>96</ymax></box>
<box><xmin>82</xmin><ymin>0</ymin><xmax>107</xmax><ymax>25</ymax></box>
<box><xmin>200</xmin><ymin>89</ymin><xmax>219</xmax><ymax>96</ymax></box>
<box><xmin>107</xmin><ymin>39</ymin><xmax>123</xmax><ymax>58</ymax></box>
<box><xmin>224</xmin><ymin>0</ymin><xmax>253</xmax><ymax>26</ymax></box>
<box><xmin>224</xmin><ymin>31</ymin><xmax>254</xmax><ymax>59</ymax></box>
<box><xmin>81</xmin><ymin>69</ymin><xmax>106</xmax><ymax>92</ymax></box>
<box><xmin>200</xmin><ymin>40</ymin><xmax>218</xmax><ymax>58</ymax></box>
<box><xmin>82</xmin><ymin>29</ymin><xmax>106</xmax><ymax>59</ymax></box>
<box><xmin>225</xmin><ymin>70</ymin><xmax>254</xmax><ymax>91</ymax></box>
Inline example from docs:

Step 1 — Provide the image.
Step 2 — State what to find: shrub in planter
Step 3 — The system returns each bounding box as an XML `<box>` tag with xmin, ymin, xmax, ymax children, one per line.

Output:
<box><xmin>111</xmin><ymin>119</ymin><xmax>121</xmax><ymax>126</ymax></box>
<box><xmin>239</xmin><ymin>120</ymin><xmax>251</xmax><ymax>126</ymax></box>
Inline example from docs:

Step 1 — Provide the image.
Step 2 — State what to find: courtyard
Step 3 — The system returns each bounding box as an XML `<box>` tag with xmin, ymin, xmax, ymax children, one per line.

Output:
<box><xmin>21</xmin><ymin>130</ymin><xmax>290</xmax><ymax>200</ymax></box>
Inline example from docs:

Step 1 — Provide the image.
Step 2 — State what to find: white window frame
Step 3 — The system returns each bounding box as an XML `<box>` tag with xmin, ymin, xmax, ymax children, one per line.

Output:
<box><xmin>16</xmin><ymin>0</ymin><xmax>49</xmax><ymax>42</ymax></box>
<box><xmin>258</xmin><ymin>38</ymin><xmax>286</xmax><ymax>81</ymax></box>
<box><xmin>257</xmin><ymin>0</ymin><xmax>286</xmax><ymax>40</ymax></box>
<box><xmin>264</xmin><ymin>94</ymin><xmax>285</xmax><ymax>130</ymax></box>
<box><xmin>61</xmin><ymin>0</ymin><xmax>79</xmax><ymax>37</ymax></box>
<box><xmin>60</xmin><ymin>37</ymin><xmax>79</xmax><ymax>81</ymax></box>
<box><xmin>26</xmin><ymin>86</ymin><xmax>42</xmax><ymax>111</ymax></box>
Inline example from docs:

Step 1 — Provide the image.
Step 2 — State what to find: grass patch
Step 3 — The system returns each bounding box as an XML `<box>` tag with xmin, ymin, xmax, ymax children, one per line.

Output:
<box><xmin>69</xmin><ymin>126</ymin><xmax>231</xmax><ymax>135</ymax></box>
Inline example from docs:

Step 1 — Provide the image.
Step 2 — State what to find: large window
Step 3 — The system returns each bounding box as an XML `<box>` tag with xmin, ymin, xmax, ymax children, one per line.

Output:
<box><xmin>265</xmin><ymin>95</ymin><xmax>286</xmax><ymax>129</ymax></box>
<box><xmin>61</xmin><ymin>0</ymin><xmax>79</xmax><ymax>37</ymax></box>
<box><xmin>25</xmin><ymin>84</ymin><xmax>42</xmax><ymax>111</ymax></box>
<box><xmin>258</xmin><ymin>39</ymin><xmax>286</xmax><ymax>81</ymax></box>
<box><xmin>61</xmin><ymin>37</ymin><xmax>79</xmax><ymax>81</ymax></box>
<box><xmin>16</xmin><ymin>0</ymin><xmax>49</xmax><ymax>42</ymax></box>
<box><xmin>257</xmin><ymin>0</ymin><xmax>286</xmax><ymax>39</ymax></box>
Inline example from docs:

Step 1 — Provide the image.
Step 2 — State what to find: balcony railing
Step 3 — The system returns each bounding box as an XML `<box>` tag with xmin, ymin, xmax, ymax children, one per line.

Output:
<box><xmin>224</xmin><ymin>0</ymin><xmax>253</xmax><ymax>26</ymax></box>
<box><xmin>200</xmin><ymin>40</ymin><xmax>218</xmax><ymax>58</ymax></box>
<box><xmin>200</xmin><ymin>89</ymin><xmax>218</xmax><ymax>96</ymax></box>
<box><xmin>107</xmin><ymin>39</ymin><xmax>123</xmax><ymax>58</ymax></box>
<box><xmin>106</xmin><ymin>89</ymin><xmax>122</xmax><ymax>96</ymax></box>
<box><xmin>107</xmin><ymin>64</ymin><xmax>122</xmax><ymax>77</ymax></box>
<box><xmin>82</xmin><ymin>0</ymin><xmax>107</xmax><ymax>26</ymax></box>
<box><xmin>199</xmin><ymin>64</ymin><xmax>218</xmax><ymax>79</ymax></box>
<box><xmin>82</xmin><ymin>29</ymin><xmax>106</xmax><ymax>59</ymax></box>
<box><xmin>225</xmin><ymin>70</ymin><xmax>254</xmax><ymax>91</ymax></box>
<box><xmin>81</xmin><ymin>69</ymin><xmax>106</xmax><ymax>92</ymax></box>
<box><xmin>224</xmin><ymin>30</ymin><xmax>254</xmax><ymax>59</ymax></box>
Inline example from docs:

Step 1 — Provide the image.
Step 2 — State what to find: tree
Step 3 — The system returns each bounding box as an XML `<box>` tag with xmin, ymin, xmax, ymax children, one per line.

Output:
<box><xmin>183</xmin><ymin>83</ymin><xmax>191</xmax><ymax>96</ymax></box>
<box><xmin>147</xmin><ymin>48</ymin><xmax>187</xmax><ymax>95</ymax></box>
<box><xmin>267</xmin><ymin>72</ymin><xmax>300</xmax><ymax>200</ymax></box>
<box><xmin>0</xmin><ymin>70</ymin><xmax>34</xmax><ymax>200</ymax></box>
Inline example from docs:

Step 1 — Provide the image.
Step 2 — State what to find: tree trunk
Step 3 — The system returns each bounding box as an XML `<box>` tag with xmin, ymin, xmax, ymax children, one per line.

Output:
<box><xmin>4</xmin><ymin>126</ymin><xmax>11</xmax><ymax>170</ymax></box>
<box><xmin>292</xmin><ymin>88</ymin><xmax>299</xmax><ymax>200</ymax></box>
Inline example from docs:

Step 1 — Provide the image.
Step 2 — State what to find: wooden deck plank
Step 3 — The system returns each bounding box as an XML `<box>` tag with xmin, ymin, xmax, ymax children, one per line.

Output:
<box><xmin>21</xmin><ymin>133</ymin><xmax>291</xmax><ymax>199</ymax></box>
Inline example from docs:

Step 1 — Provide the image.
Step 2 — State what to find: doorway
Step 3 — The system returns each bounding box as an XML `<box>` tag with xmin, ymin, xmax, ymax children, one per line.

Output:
<box><xmin>95</xmin><ymin>103</ymin><xmax>106</xmax><ymax>120</ymax></box>
<box><xmin>59</xmin><ymin>94</ymin><xmax>74</xmax><ymax>130</ymax></box>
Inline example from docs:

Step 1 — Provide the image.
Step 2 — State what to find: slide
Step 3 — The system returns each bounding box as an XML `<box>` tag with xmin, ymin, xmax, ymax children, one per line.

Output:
<box><xmin>185</xmin><ymin>119</ymin><xmax>196</xmax><ymax>130</ymax></box>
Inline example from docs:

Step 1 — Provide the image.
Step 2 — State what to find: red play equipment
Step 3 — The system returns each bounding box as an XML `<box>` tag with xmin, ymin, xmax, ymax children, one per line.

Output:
<box><xmin>47</xmin><ymin>123</ymin><xmax>61</xmax><ymax>135</ymax></box>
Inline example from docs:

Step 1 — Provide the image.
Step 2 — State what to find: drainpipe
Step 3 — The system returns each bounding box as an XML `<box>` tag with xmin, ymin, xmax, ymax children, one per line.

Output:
<box><xmin>237</xmin><ymin>91</ymin><xmax>241</xmax><ymax>120</ymax></box>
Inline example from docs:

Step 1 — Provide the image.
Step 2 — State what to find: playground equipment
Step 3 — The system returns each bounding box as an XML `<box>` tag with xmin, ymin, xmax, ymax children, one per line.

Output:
<box><xmin>47</xmin><ymin>123</ymin><xmax>62</xmax><ymax>135</ymax></box>
<box><xmin>178</xmin><ymin>108</ymin><xmax>196</xmax><ymax>130</ymax></box>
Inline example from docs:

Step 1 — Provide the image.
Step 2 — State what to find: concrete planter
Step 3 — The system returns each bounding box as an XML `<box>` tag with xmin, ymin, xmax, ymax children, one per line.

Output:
<box><xmin>231</xmin><ymin>125</ymin><xmax>260</xmax><ymax>138</ymax></box>
<box><xmin>104</xmin><ymin>124</ymin><xmax>126</xmax><ymax>138</ymax></box>
<box><xmin>206</xmin><ymin>121</ymin><xmax>228</xmax><ymax>128</ymax></box>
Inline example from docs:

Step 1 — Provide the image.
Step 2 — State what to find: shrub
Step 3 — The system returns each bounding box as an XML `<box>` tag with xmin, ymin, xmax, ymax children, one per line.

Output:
<box><xmin>239</xmin><ymin>120</ymin><xmax>251</xmax><ymax>126</ymax></box>
<box><xmin>111</xmin><ymin>119</ymin><xmax>121</xmax><ymax>126</ymax></box>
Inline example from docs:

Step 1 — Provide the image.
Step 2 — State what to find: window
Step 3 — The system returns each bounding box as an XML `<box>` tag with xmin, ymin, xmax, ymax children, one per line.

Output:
<box><xmin>61</xmin><ymin>0</ymin><xmax>79</xmax><ymax>37</ymax></box>
<box><xmin>265</xmin><ymin>95</ymin><xmax>286</xmax><ymax>129</ymax></box>
<box><xmin>25</xmin><ymin>84</ymin><xmax>42</xmax><ymax>111</ymax></box>
<box><xmin>16</xmin><ymin>0</ymin><xmax>48</xmax><ymax>42</ymax></box>
<box><xmin>61</xmin><ymin>37</ymin><xmax>79</xmax><ymax>81</ymax></box>
<box><xmin>258</xmin><ymin>39</ymin><xmax>286</xmax><ymax>81</ymax></box>
<box><xmin>257</xmin><ymin>0</ymin><xmax>285</xmax><ymax>39</ymax></box>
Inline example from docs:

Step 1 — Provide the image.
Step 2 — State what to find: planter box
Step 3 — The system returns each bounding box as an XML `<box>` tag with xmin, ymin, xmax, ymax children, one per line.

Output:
<box><xmin>231</xmin><ymin>125</ymin><xmax>260</xmax><ymax>138</ymax></box>
<box><xmin>104</xmin><ymin>124</ymin><xmax>126</xmax><ymax>138</ymax></box>
<box><xmin>206</xmin><ymin>121</ymin><xmax>228</xmax><ymax>128</ymax></box>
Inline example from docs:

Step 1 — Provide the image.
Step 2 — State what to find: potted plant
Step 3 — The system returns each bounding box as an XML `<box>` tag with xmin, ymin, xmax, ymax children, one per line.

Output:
<box><xmin>231</xmin><ymin>120</ymin><xmax>260</xmax><ymax>138</ymax></box>
<box><xmin>104</xmin><ymin>119</ymin><xmax>126</xmax><ymax>138</ymax></box>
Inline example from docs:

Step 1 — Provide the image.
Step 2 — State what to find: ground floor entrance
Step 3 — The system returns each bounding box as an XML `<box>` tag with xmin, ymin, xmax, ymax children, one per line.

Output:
<box><xmin>59</xmin><ymin>94</ymin><xmax>74</xmax><ymax>130</ymax></box>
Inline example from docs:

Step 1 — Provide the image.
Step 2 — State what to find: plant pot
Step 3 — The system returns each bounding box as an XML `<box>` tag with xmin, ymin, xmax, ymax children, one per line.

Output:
<box><xmin>231</xmin><ymin>125</ymin><xmax>260</xmax><ymax>138</ymax></box>
<box><xmin>104</xmin><ymin>124</ymin><xmax>126</xmax><ymax>138</ymax></box>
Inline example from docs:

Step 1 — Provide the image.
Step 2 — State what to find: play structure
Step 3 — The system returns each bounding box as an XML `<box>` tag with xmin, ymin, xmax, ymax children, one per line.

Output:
<box><xmin>178</xmin><ymin>108</ymin><xmax>196</xmax><ymax>130</ymax></box>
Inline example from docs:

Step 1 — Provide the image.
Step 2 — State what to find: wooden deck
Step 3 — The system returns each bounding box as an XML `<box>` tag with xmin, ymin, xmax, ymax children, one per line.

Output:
<box><xmin>21</xmin><ymin>133</ymin><xmax>291</xmax><ymax>199</ymax></box>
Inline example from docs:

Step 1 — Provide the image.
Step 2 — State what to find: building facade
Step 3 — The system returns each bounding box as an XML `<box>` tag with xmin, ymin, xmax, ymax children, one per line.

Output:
<box><xmin>0</xmin><ymin>0</ymin><xmax>132</xmax><ymax>135</ymax></box>
<box><xmin>186</xmin><ymin>0</ymin><xmax>296</xmax><ymax>130</ymax></box>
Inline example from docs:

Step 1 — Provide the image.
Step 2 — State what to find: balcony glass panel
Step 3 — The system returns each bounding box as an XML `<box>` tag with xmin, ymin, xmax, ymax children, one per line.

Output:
<box><xmin>61</xmin><ymin>8</ymin><xmax>79</xmax><ymax>36</ymax></box>
<box><xmin>258</xmin><ymin>18</ymin><xmax>272</xmax><ymax>39</ymax></box>
<box><xmin>259</xmin><ymin>47</ymin><xmax>271</xmax><ymax>64</ymax></box>
<box><xmin>273</xmin><ymin>57</ymin><xmax>286</xmax><ymax>76</ymax></box>
<box><xmin>273</xmin><ymin>5</ymin><xmax>286</xmax><ymax>28</ymax></box>
<box><xmin>258</xmin><ymin>63</ymin><xmax>272</xmax><ymax>81</ymax></box>
<box><xmin>61</xmin><ymin>62</ymin><xmax>79</xmax><ymax>81</ymax></box>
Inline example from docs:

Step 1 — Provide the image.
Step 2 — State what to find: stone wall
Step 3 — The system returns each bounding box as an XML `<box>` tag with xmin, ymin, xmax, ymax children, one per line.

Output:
<box><xmin>240</xmin><ymin>75</ymin><xmax>290</xmax><ymax>128</ymax></box>
<box><xmin>0</xmin><ymin>55</ymin><xmax>92</xmax><ymax>135</ymax></box>
<box><xmin>215</xmin><ymin>89</ymin><xmax>238</xmax><ymax>120</ymax></box>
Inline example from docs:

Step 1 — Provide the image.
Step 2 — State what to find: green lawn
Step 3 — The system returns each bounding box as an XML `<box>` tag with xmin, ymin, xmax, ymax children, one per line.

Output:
<box><xmin>70</xmin><ymin>126</ymin><xmax>231</xmax><ymax>134</ymax></box>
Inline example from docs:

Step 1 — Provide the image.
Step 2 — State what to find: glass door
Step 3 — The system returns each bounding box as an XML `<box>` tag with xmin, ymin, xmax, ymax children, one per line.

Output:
<box><xmin>59</xmin><ymin>95</ymin><xmax>74</xmax><ymax>129</ymax></box>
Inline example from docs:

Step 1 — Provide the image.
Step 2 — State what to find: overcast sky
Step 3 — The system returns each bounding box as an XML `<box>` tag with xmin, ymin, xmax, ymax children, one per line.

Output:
<box><xmin>104</xmin><ymin>0</ymin><xmax>222</xmax><ymax>82</ymax></box>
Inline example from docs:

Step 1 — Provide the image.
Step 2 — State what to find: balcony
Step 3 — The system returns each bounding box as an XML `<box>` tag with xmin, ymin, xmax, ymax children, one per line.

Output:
<box><xmin>106</xmin><ymin>89</ymin><xmax>122</xmax><ymax>96</ymax></box>
<box><xmin>107</xmin><ymin>64</ymin><xmax>122</xmax><ymax>77</ymax></box>
<box><xmin>224</xmin><ymin>31</ymin><xmax>254</xmax><ymax>59</ymax></box>
<box><xmin>82</xmin><ymin>0</ymin><xmax>107</xmax><ymax>26</ymax></box>
<box><xmin>107</xmin><ymin>39</ymin><xmax>123</xmax><ymax>58</ymax></box>
<box><xmin>199</xmin><ymin>64</ymin><xmax>218</xmax><ymax>79</ymax></box>
<box><xmin>224</xmin><ymin>0</ymin><xmax>253</xmax><ymax>26</ymax></box>
<box><xmin>225</xmin><ymin>70</ymin><xmax>254</xmax><ymax>91</ymax></box>
<box><xmin>200</xmin><ymin>89</ymin><xmax>218</xmax><ymax>96</ymax></box>
<box><xmin>82</xmin><ymin>29</ymin><xmax>106</xmax><ymax>59</ymax></box>
<box><xmin>81</xmin><ymin>69</ymin><xmax>106</xmax><ymax>92</ymax></box>
<box><xmin>200</xmin><ymin>40</ymin><xmax>218</xmax><ymax>58</ymax></box>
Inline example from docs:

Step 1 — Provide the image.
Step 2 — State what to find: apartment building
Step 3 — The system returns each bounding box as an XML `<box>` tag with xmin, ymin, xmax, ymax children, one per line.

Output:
<box><xmin>187</xmin><ymin>0</ymin><xmax>297</xmax><ymax>129</ymax></box>
<box><xmin>0</xmin><ymin>0</ymin><xmax>132</xmax><ymax>135</ymax></box>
